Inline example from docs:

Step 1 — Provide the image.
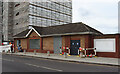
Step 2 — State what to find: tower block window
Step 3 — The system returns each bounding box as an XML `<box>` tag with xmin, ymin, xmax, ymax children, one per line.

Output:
<box><xmin>16</xmin><ymin>12</ymin><xmax>19</xmax><ymax>16</ymax></box>
<box><xmin>16</xmin><ymin>23</ymin><xmax>18</xmax><ymax>25</ymax></box>
<box><xmin>15</xmin><ymin>4</ymin><xmax>20</xmax><ymax>7</ymax></box>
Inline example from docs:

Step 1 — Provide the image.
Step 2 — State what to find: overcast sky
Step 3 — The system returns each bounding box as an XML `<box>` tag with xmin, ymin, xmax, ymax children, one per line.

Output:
<box><xmin>72</xmin><ymin>0</ymin><xmax>119</xmax><ymax>34</ymax></box>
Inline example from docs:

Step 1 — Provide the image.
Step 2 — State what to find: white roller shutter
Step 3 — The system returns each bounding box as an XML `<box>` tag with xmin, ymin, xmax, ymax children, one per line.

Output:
<box><xmin>94</xmin><ymin>38</ymin><xmax>116</xmax><ymax>52</ymax></box>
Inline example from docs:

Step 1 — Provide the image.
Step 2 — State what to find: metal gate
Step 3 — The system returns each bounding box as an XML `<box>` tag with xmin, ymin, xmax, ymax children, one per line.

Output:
<box><xmin>54</xmin><ymin>36</ymin><xmax>62</xmax><ymax>54</ymax></box>
<box><xmin>70</xmin><ymin>40</ymin><xmax>80</xmax><ymax>55</ymax></box>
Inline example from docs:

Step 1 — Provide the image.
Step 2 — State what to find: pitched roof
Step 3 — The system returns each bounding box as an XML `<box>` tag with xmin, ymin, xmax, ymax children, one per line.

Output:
<box><xmin>13</xmin><ymin>29</ymin><xmax>30</xmax><ymax>38</ymax></box>
<box><xmin>14</xmin><ymin>22</ymin><xmax>103</xmax><ymax>38</ymax></box>
<box><xmin>33</xmin><ymin>22</ymin><xmax>103</xmax><ymax>35</ymax></box>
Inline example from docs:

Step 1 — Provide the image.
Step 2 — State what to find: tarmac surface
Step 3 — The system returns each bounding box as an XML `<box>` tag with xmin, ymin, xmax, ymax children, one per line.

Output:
<box><xmin>8</xmin><ymin>52</ymin><xmax>119</xmax><ymax>66</ymax></box>
<box><xmin>2</xmin><ymin>54</ymin><xmax>119</xmax><ymax>72</ymax></box>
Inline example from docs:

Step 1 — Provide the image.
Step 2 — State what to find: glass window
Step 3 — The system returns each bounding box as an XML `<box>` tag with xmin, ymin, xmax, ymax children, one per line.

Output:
<box><xmin>17</xmin><ymin>40</ymin><xmax>21</xmax><ymax>47</ymax></box>
<box><xmin>15</xmin><ymin>3</ymin><xmax>20</xmax><ymax>7</ymax></box>
<box><xmin>29</xmin><ymin>39</ymin><xmax>40</xmax><ymax>49</ymax></box>
<box><xmin>16</xmin><ymin>12</ymin><xmax>19</xmax><ymax>16</ymax></box>
<box><xmin>72</xmin><ymin>43</ymin><xmax>74</xmax><ymax>45</ymax></box>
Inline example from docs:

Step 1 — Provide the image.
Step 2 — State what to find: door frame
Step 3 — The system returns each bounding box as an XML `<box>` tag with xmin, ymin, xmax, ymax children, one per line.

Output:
<box><xmin>70</xmin><ymin>40</ymin><xmax>81</xmax><ymax>55</ymax></box>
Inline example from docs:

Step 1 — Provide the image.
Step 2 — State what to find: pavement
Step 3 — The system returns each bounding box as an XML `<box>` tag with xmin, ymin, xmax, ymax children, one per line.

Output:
<box><xmin>2</xmin><ymin>54</ymin><xmax>119</xmax><ymax>72</ymax></box>
<box><xmin>5</xmin><ymin>52</ymin><xmax>120</xmax><ymax>66</ymax></box>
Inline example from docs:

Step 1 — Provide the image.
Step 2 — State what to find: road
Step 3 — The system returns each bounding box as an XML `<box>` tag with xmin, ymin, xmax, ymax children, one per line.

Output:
<box><xmin>2</xmin><ymin>54</ymin><xmax>119</xmax><ymax>72</ymax></box>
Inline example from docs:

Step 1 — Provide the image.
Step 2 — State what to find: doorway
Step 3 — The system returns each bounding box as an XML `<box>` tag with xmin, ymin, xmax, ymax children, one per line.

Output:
<box><xmin>70</xmin><ymin>40</ymin><xmax>80</xmax><ymax>55</ymax></box>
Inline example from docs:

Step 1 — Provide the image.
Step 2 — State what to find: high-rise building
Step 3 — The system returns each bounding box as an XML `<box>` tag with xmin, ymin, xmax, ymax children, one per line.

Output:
<box><xmin>3</xmin><ymin>0</ymin><xmax>72</xmax><ymax>41</ymax></box>
<box><xmin>3</xmin><ymin>2</ymin><xmax>14</xmax><ymax>41</ymax></box>
<box><xmin>0</xmin><ymin>1</ymin><xmax>3</xmax><ymax>45</ymax></box>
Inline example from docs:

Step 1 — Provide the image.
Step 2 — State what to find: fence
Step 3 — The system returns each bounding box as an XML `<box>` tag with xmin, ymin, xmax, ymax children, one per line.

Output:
<box><xmin>79</xmin><ymin>47</ymin><xmax>96</xmax><ymax>57</ymax></box>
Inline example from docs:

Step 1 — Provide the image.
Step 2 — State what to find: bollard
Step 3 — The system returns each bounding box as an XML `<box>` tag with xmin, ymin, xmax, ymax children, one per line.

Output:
<box><xmin>64</xmin><ymin>52</ymin><xmax>67</xmax><ymax>58</ymax></box>
<box><xmin>78</xmin><ymin>49</ymin><xmax>80</xmax><ymax>55</ymax></box>
<box><xmin>47</xmin><ymin>51</ymin><xmax>50</xmax><ymax>56</ymax></box>
<box><xmin>94</xmin><ymin>48</ymin><xmax>96</xmax><ymax>56</ymax></box>
<box><xmin>34</xmin><ymin>50</ymin><xmax>36</xmax><ymax>55</ymax></box>
<box><xmin>15</xmin><ymin>50</ymin><xmax>17</xmax><ymax>53</ymax></box>
<box><xmin>2</xmin><ymin>50</ymin><xmax>5</xmax><ymax>53</ymax></box>
<box><xmin>24</xmin><ymin>50</ymin><xmax>26</xmax><ymax>54</ymax></box>
<box><xmin>80</xmin><ymin>51</ymin><xmax>83</xmax><ymax>58</ymax></box>
<box><xmin>8</xmin><ymin>50</ymin><xmax>10</xmax><ymax>53</ymax></box>
<box><xmin>2</xmin><ymin>50</ymin><xmax>5</xmax><ymax>54</ymax></box>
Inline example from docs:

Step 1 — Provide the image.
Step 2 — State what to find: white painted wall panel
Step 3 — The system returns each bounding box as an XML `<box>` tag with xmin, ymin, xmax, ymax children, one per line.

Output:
<box><xmin>94</xmin><ymin>39</ymin><xmax>116</xmax><ymax>52</ymax></box>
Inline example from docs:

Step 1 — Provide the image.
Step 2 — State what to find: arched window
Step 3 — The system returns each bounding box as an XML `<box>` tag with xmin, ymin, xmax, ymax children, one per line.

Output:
<box><xmin>15</xmin><ymin>3</ymin><xmax>20</xmax><ymax>7</ymax></box>
<box><xmin>16</xmin><ymin>23</ymin><xmax>18</xmax><ymax>25</ymax></box>
<box><xmin>16</xmin><ymin>12</ymin><xmax>19</xmax><ymax>16</ymax></box>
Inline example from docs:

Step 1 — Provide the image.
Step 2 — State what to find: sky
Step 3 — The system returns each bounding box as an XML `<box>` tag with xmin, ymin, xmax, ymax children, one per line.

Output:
<box><xmin>2</xmin><ymin>0</ymin><xmax>119</xmax><ymax>34</ymax></box>
<box><xmin>72</xmin><ymin>0</ymin><xmax>119</xmax><ymax>34</ymax></box>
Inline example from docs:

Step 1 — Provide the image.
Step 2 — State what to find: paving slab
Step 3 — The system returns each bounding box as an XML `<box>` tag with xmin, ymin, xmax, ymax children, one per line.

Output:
<box><xmin>5</xmin><ymin>52</ymin><xmax>120</xmax><ymax>66</ymax></box>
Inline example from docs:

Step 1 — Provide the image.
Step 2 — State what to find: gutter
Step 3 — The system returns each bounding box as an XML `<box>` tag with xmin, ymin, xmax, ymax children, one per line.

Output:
<box><xmin>13</xmin><ymin>32</ymin><xmax>102</xmax><ymax>38</ymax></box>
<box><xmin>40</xmin><ymin>32</ymin><xmax>97</xmax><ymax>37</ymax></box>
<box><xmin>13</xmin><ymin>36</ymin><xmax>26</xmax><ymax>39</ymax></box>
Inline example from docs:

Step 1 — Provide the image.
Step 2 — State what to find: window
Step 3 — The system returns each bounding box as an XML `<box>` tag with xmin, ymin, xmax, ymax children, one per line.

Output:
<box><xmin>15</xmin><ymin>3</ymin><xmax>20</xmax><ymax>7</ymax></box>
<box><xmin>16</xmin><ymin>23</ymin><xmax>18</xmax><ymax>25</ymax></box>
<box><xmin>17</xmin><ymin>40</ymin><xmax>21</xmax><ymax>47</ymax></box>
<box><xmin>9</xmin><ymin>14</ymin><xmax>12</xmax><ymax>17</ymax></box>
<box><xmin>29</xmin><ymin>39</ymin><xmax>40</xmax><ymax>49</ymax></box>
<box><xmin>16</xmin><ymin>12</ymin><xmax>19</xmax><ymax>16</ymax></box>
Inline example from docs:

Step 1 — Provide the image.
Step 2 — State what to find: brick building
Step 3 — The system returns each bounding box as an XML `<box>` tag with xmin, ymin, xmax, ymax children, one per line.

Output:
<box><xmin>13</xmin><ymin>22</ymin><xmax>120</xmax><ymax>58</ymax></box>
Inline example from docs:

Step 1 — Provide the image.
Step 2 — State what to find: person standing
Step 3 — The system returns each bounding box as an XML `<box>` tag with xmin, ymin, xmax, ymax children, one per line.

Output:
<box><xmin>19</xmin><ymin>45</ymin><xmax>23</xmax><ymax>52</ymax></box>
<box><xmin>10</xmin><ymin>43</ymin><xmax>14</xmax><ymax>53</ymax></box>
<box><xmin>10</xmin><ymin>44</ymin><xmax>13</xmax><ymax>53</ymax></box>
<box><xmin>18</xmin><ymin>45</ymin><xmax>21</xmax><ymax>52</ymax></box>
<box><xmin>60</xmin><ymin>47</ymin><xmax>62</xmax><ymax>54</ymax></box>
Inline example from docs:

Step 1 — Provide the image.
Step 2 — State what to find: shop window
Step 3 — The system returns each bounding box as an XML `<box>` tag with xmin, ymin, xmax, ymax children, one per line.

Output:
<box><xmin>29</xmin><ymin>39</ymin><xmax>40</xmax><ymax>49</ymax></box>
<box><xmin>16</xmin><ymin>12</ymin><xmax>19</xmax><ymax>16</ymax></box>
<box><xmin>15</xmin><ymin>3</ymin><xmax>20</xmax><ymax>7</ymax></box>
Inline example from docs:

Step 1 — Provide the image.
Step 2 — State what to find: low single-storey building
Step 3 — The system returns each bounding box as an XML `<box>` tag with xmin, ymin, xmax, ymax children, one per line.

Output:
<box><xmin>13</xmin><ymin>22</ymin><xmax>120</xmax><ymax>58</ymax></box>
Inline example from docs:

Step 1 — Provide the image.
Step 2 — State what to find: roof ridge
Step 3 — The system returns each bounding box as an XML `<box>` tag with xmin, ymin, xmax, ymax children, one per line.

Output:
<box><xmin>83</xmin><ymin>23</ymin><xmax>90</xmax><ymax>32</ymax></box>
<box><xmin>83</xmin><ymin>24</ymin><xmax>103</xmax><ymax>34</ymax></box>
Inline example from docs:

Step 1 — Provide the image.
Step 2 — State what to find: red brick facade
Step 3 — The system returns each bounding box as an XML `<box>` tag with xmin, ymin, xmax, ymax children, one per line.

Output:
<box><xmin>14</xmin><ymin>30</ymin><xmax>120</xmax><ymax>58</ymax></box>
<box><xmin>94</xmin><ymin>34</ymin><xmax>120</xmax><ymax>58</ymax></box>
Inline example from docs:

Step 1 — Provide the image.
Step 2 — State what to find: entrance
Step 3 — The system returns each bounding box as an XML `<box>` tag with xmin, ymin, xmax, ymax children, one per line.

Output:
<box><xmin>70</xmin><ymin>40</ymin><xmax>80</xmax><ymax>55</ymax></box>
<box><xmin>54</xmin><ymin>36</ymin><xmax>62</xmax><ymax>54</ymax></box>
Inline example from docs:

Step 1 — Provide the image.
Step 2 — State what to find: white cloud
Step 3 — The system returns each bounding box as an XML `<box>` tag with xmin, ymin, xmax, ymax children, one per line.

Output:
<box><xmin>73</xmin><ymin>0</ymin><xmax>118</xmax><ymax>34</ymax></box>
<box><xmin>73</xmin><ymin>0</ymin><xmax>119</xmax><ymax>3</ymax></box>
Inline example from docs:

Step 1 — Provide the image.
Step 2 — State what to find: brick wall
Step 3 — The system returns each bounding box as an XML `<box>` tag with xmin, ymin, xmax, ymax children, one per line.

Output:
<box><xmin>62</xmin><ymin>36</ymin><xmax>65</xmax><ymax>47</ymax></box>
<box><xmin>119</xmin><ymin>35</ymin><xmax>120</xmax><ymax>57</ymax></box>
<box><xmin>62</xmin><ymin>35</ymin><xmax>90</xmax><ymax>48</ymax></box>
<box><xmin>43</xmin><ymin>37</ymin><xmax>54</xmax><ymax>51</ymax></box>
<box><xmin>21</xmin><ymin>39</ymin><xmax>27</xmax><ymax>50</ymax></box>
<box><xmin>14</xmin><ymin>39</ymin><xmax>17</xmax><ymax>51</ymax></box>
<box><xmin>14</xmin><ymin>38</ymin><xmax>27</xmax><ymax>51</ymax></box>
<box><xmin>70</xmin><ymin>35</ymin><xmax>86</xmax><ymax>48</ymax></box>
<box><xmin>94</xmin><ymin>35</ymin><xmax>115</xmax><ymax>39</ymax></box>
<box><xmin>94</xmin><ymin>34</ymin><xmax>120</xmax><ymax>58</ymax></box>
<box><xmin>27</xmin><ymin>31</ymin><xmax>41</xmax><ymax>52</ymax></box>
<box><xmin>29</xmin><ymin>31</ymin><xmax>39</xmax><ymax>38</ymax></box>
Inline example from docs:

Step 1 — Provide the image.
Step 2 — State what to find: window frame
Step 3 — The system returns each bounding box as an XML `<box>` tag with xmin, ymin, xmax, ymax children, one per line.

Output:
<box><xmin>29</xmin><ymin>39</ymin><xmax>40</xmax><ymax>49</ymax></box>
